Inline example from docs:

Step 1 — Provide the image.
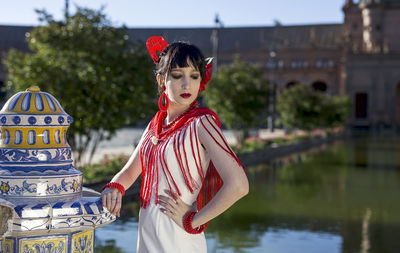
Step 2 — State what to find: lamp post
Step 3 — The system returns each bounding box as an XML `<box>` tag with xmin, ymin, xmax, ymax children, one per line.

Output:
<box><xmin>65</xmin><ymin>0</ymin><xmax>70</xmax><ymax>21</ymax></box>
<box><xmin>211</xmin><ymin>14</ymin><xmax>223</xmax><ymax>75</ymax></box>
<box><xmin>268</xmin><ymin>50</ymin><xmax>277</xmax><ymax>132</ymax></box>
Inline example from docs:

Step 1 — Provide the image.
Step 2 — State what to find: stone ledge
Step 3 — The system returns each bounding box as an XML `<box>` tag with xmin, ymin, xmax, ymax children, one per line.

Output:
<box><xmin>237</xmin><ymin>133</ymin><xmax>346</xmax><ymax>167</ymax></box>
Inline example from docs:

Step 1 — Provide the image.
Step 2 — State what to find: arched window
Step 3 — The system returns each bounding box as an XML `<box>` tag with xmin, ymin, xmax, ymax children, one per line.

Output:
<box><xmin>312</xmin><ymin>81</ymin><xmax>327</xmax><ymax>92</ymax></box>
<box><xmin>286</xmin><ymin>81</ymin><xmax>300</xmax><ymax>89</ymax></box>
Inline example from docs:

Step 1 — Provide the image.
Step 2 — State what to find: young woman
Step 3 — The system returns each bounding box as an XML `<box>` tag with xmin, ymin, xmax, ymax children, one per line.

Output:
<box><xmin>101</xmin><ymin>36</ymin><xmax>249</xmax><ymax>253</ymax></box>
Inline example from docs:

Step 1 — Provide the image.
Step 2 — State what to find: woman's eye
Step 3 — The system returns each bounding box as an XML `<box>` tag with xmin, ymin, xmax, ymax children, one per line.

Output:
<box><xmin>191</xmin><ymin>75</ymin><xmax>199</xmax><ymax>80</ymax></box>
<box><xmin>171</xmin><ymin>74</ymin><xmax>182</xmax><ymax>79</ymax></box>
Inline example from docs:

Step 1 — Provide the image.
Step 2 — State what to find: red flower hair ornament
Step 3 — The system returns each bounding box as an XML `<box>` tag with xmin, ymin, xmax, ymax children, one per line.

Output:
<box><xmin>200</xmin><ymin>57</ymin><xmax>213</xmax><ymax>92</ymax></box>
<box><xmin>146</xmin><ymin>36</ymin><xmax>213</xmax><ymax>92</ymax></box>
<box><xmin>146</xmin><ymin>36</ymin><xmax>169</xmax><ymax>64</ymax></box>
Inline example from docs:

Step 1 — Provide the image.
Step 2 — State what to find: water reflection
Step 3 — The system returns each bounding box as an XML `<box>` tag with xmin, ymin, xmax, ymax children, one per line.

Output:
<box><xmin>95</xmin><ymin>135</ymin><xmax>400</xmax><ymax>252</ymax></box>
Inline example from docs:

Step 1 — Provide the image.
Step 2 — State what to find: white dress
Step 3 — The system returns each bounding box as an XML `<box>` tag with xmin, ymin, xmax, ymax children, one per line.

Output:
<box><xmin>137</xmin><ymin>115</ymin><xmax>212</xmax><ymax>253</ymax></box>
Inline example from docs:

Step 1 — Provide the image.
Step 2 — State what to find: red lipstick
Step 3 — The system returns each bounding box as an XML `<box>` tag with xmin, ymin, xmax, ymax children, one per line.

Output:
<box><xmin>180</xmin><ymin>93</ymin><xmax>191</xmax><ymax>98</ymax></box>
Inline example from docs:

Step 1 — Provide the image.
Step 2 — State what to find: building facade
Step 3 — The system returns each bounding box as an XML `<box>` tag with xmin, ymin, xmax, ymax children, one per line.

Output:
<box><xmin>342</xmin><ymin>0</ymin><xmax>400</xmax><ymax>128</ymax></box>
<box><xmin>0</xmin><ymin>0</ymin><xmax>399</xmax><ymax>129</ymax></box>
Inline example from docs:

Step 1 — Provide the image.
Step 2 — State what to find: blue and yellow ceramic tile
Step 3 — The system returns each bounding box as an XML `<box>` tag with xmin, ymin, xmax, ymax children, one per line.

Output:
<box><xmin>0</xmin><ymin>87</ymin><xmax>115</xmax><ymax>244</ymax></box>
<box><xmin>0</xmin><ymin>86</ymin><xmax>72</xmax><ymax>150</ymax></box>
<box><xmin>0</xmin><ymin>176</ymin><xmax>82</xmax><ymax>198</ymax></box>
<box><xmin>0</xmin><ymin>181</ymin><xmax>10</xmax><ymax>194</ymax></box>
<box><xmin>72</xmin><ymin>230</ymin><xmax>94</xmax><ymax>253</ymax></box>
<box><xmin>3</xmin><ymin>239</ymin><xmax>13</xmax><ymax>253</ymax></box>
<box><xmin>0</xmin><ymin>148</ymin><xmax>73</xmax><ymax>167</ymax></box>
<box><xmin>20</xmin><ymin>236</ymin><xmax>66</xmax><ymax>253</ymax></box>
<box><xmin>2</xmin><ymin>86</ymin><xmax>65</xmax><ymax>115</ymax></box>
<box><xmin>0</xmin><ymin>127</ymin><xmax>69</xmax><ymax>149</ymax></box>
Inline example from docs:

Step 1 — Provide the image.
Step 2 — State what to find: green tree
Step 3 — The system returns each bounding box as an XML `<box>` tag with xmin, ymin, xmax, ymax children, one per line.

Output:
<box><xmin>204</xmin><ymin>57</ymin><xmax>269</xmax><ymax>144</ymax></box>
<box><xmin>3</xmin><ymin>8</ymin><xmax>156</xmax><ymax>163</ymax></box>
<box><xmin>321</xmin><ymin>96</ymin><xmax>351</xmax><ymax>128</ymax></box>
<box><xmin>276</xmin><ymin>84</ymin><xmax>350</xmax><ymax>130</ymax></box>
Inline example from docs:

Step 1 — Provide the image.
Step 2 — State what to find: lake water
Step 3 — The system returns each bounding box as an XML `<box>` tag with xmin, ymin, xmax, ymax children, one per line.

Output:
<box><xmin>94</xmin><ymin>134</ymin><xmax>400</xmax><ymax>253</ymax></box>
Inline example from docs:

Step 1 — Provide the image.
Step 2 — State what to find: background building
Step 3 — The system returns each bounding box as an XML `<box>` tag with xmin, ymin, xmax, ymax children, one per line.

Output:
<box><xmin>0</xmin><ymin>0</ymin><xmax>399</xmax><ymax>129</ymax></box>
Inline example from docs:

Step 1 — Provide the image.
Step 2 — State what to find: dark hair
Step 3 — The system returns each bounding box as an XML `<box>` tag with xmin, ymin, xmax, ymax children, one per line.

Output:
<box><xmin>156</xmin><ymin>42</ymin><xmax>206</xmax><ymax>89</ymax></box>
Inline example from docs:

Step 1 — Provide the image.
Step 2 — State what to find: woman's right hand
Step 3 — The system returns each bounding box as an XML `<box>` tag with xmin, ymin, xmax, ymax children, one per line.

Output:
<box><xmin>101</xmin><ymin>187</ymin><xmax>122</xmax><ymax>216</ymax></box>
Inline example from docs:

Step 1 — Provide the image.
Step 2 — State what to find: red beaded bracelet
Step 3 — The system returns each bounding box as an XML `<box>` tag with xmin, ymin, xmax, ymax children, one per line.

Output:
<box><xmin>183</xmin><ymin>212</ymin><xmax>206</xmax><ymax>234</ymax></box>
<box><xmin>102</xmin><ymin>182</ymin><xmax>125</xmax><ymax>196</ymax></box>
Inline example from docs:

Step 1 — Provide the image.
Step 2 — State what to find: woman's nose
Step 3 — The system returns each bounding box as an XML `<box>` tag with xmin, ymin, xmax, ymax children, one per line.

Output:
<box><xmin>181</xmin><ymin>76</ymin><xmax>189</xmax><ymax>88</ymax></box>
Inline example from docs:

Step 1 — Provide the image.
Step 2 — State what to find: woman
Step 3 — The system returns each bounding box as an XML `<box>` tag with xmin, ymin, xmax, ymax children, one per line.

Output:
<box><xmin>101</xmin><ymin>36</ymin><xmax>249</xmax><ymax>253</ymax></box>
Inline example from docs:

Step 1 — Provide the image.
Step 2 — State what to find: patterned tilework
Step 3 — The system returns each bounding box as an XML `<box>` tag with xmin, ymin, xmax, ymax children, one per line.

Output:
<box><xmin>72</xmin><ymin>230</ymin><xmax>94</xmax><ymax>253</ymax></box>
<box><xmin>10</xmin><ymin>197</ymin><xmax>115</xmax><ymax>232</ymax></box>
<box><xmin>3</xmin><ymin>239</ymin><xmax>13</xmax><ymax>253</ymax></box>
<box><xmin>0</xmin><ymin>127</ymin><xmax>69</xmax><ymax>149</ymax></box>
<box><xmin>51</xmin><ymin>198</ymin><xmax>115</xmax><ymax>230</ymax></box>
<box><xmin>0</xmin><ymin>175</ymin><xmax>82</xmax><ymax>198</ymax></box>
<box><xmin>0</xmin><ymin>115</ymin><xmax>70</xmax><ymax>127</ymax></box>
<box><xmin>0</xmin><ymin>88</ymin><xmax>115</xmax><ymax>248</ymax></box>
<box><xmin>2</xmin><ymin>232</ymin><xmax>97</xmax><ymax>253</ymax></box>
<box><xmin>0</xmin><ymin>88</ymin><xmax>71</xmax><ymax>149</ymax></box>
<box><xmin>3</xmin><ymin>89</ymin><xmax>65</xmax><ymax>115</ymax></box>
<box><xmin>12</xmin><ymin>217</ymin><xmax>50</xmax><ymax>232</ymax></box>
<box><xmin>0</xmin><ymin>181</ymin><xmax>10</xmax><ymax>194</ymax></box>
<box><xmin>19</xmin><ymin>235</ymin><xmax>67</xmax><ymax>253</ymax></box>
<box><xmin>0</xmin><ymin>148</ymin><xmax>73</xmax><ymax>165</ymax></box>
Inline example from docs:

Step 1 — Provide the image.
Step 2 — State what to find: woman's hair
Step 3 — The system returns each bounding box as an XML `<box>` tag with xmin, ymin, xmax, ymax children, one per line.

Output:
<box><xmin>156</xmin><ymin>42</ymin><xmax>205</xmax><ymax>90</ymax></box>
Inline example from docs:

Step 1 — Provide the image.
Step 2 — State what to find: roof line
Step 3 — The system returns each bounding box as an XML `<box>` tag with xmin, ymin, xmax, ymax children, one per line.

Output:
<box><xmin>0</xmin><ymin>22</ymin><xmax>342</xmax><ymax>31</ymax></box>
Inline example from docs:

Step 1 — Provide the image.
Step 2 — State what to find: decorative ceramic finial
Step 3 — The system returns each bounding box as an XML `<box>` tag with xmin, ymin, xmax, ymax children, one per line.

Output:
<box><xmin>26</xmin><ymin>86</ymin><xmax>41</xmax><ymax>92</ymax></box>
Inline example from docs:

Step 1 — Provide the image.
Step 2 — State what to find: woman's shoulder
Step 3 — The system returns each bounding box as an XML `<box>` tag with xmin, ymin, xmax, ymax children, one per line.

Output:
<box><xmin>192</xmin><ymin>108</ymin><xmax>224</xmax><ymax>139</ymax></box>
<box><xmin>193</xmin><ymin>107</ymin><xmax>221</xmax><ymax>127</ymax></box>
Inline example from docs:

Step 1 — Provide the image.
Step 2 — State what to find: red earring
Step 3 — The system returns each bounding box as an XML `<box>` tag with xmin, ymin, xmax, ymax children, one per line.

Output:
<box><xmin>158</xmin><ymin>92</ymin><xmax>169</xmax><ymax>112</ymax></box>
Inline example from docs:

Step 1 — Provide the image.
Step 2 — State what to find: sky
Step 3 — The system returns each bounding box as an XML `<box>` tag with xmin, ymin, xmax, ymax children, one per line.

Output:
<box><xmin>0</xmin><ymin>0</ymin><xmax>346</xmax><ymax>28</ymax></box>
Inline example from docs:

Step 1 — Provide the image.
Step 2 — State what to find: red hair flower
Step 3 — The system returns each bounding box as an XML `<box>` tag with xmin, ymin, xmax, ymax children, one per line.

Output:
<box><xmin>200</xmin><ymin>57</ymin><xmax>213</xmax><ymax>92</ymax></box>
<box><xmin>146</xmin><ymin>36</ymin><xmax>169</xmax><ymax>64</ymax></box>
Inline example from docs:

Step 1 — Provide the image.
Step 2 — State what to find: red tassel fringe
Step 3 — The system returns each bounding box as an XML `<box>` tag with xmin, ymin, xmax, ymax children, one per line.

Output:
<box><xmin>139</xmin><ymin>107</ymin><xmax>243</xmax><ymax>220</ymax></box>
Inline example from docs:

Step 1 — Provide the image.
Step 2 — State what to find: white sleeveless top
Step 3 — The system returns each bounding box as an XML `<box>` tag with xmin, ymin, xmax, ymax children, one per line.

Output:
<box><xmin>137</xmin><ymin>115</ymin><xmax>212</xmax><ymax>253</ymax></box>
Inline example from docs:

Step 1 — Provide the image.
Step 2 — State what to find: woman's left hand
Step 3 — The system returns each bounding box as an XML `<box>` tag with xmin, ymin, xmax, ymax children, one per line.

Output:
<box><xmin>158</xmin><ymin>189</ymin><xmax>196</xmax><ymax>229</ymax></box>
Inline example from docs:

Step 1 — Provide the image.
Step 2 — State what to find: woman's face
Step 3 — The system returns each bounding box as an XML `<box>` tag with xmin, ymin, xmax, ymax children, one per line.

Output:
<box><xmin>161</xmin><ymin>64</ymin><xmax>201</xmax><ymax>107</ymax></box>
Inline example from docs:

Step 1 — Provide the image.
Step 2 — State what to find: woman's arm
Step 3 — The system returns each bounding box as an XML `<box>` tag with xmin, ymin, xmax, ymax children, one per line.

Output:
<box><xmin>109</xmin><ymin>142</ymin><xmax>143</xmax><ymax>190</ymax></box>
<box><xmin>158</xmin><ymin>115</ymin><xmax>249</xmax><ymax>228</ymax></box>
<box><xmin>101</xmin><ymin>125</ymin><xmax>149</xmax><ymax>215</ymax></box>
<box><xmin>191</xmin><ymin>115</ymin><xmax>249</xmax><ymax>227</ymax></box>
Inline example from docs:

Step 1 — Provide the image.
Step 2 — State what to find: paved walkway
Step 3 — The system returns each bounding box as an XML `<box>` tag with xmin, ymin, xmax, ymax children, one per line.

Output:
<box><xmin>76</xmin><ymin>127</ymin><xmax>285</xmax><ymax>165</ymax></box>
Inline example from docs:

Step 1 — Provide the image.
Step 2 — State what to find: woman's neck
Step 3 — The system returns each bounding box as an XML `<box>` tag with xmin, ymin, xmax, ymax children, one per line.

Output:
<box><xmin>166</xmin><ymin>103</ymin><xmax>190</xmax><ymax>124</ymax></box>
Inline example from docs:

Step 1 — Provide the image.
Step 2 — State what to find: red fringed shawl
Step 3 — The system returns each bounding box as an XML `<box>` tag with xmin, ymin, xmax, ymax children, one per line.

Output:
<box><xmin>139</xmin><ymin>107</ymin><xmax>243</xmax><ymax>222</ymax></box>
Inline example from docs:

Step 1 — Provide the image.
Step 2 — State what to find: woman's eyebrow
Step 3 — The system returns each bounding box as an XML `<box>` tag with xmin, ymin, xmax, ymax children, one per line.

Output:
<box><xmin>170</xmin><ymin>69</ymin><xmax>183</xmax><ymax>72</ymax></box>
<box><xmin>189</xmin><ymin>69</ymin><xmax>200</xmax><ymax>73</ymax></box>
<box><xmin>171</xmin><ymin>68</ymin><xmax>200</xmax><ymax>73</ymax></box>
